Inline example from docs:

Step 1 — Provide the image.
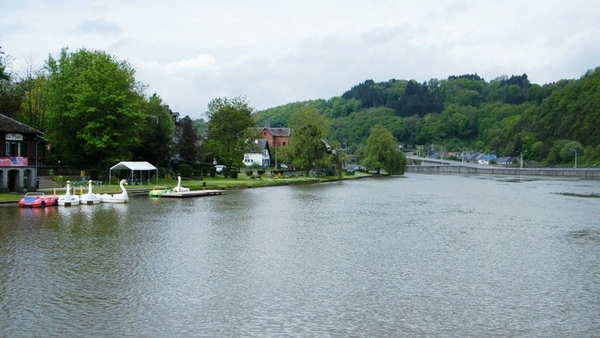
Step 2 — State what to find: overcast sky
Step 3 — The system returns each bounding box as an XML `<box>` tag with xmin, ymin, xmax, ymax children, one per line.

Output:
<box><xmin>2</xmin><ymin>0</ymin><xmax>600</xmax><ymax>119</ymax></box>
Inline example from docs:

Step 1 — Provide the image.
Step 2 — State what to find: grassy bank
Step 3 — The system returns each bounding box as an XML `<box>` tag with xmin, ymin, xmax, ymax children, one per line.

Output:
<box><xmin>1</xmin><ymin>171</ymin><xmax>373</xmax><ymax>203</ymax></box>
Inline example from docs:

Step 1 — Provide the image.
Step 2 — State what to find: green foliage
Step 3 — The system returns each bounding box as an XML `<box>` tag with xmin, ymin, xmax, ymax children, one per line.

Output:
<box><xmin>0</xmin><ymin>46</ymin><xmax>8</xmax><ymax>81</ymax></box>
<box><xmin>178</xmin><ymin>164</ymin><xmax>192</xmax><ymax>177</ymax></box>
<box><xmin>0</xmin><ymin>48</ymin><xmax>22</xmax><ymax>119</ymax></box>
<box><xmin>341</xmin><ymin>78</ymin><xmax>444</xmax><ymax>117</ymax></box>
<box><xmin>15</xmin><ymin>65</ymin><xmax>49</xmax><ymax>131</ymax></box>
<box><xmin>529</xmin><ymin>141</ymin><xmax>547</xmax><ymax>162</ymax></box>
<box><xmin>206</xmin><ymin>96</ymin><xmax>255</xmax><ymax>168</ymax></box>
<box><xmin>330</xmin><ymin>107</ymin><xmax>404</xmax><ymax>148</ymax></box>
<box><xmin>178</xmin><ymin>116</ymin><xmax>202</xmax><ymax>164</ymax></box>
<box><xmin>45</xmin><ymin>47</ymin><xmax>145</xmax><ymax>168</ymax></box>
<box><xmin>192</xmin><ymin>118</ymin><xmax>207</xmax><ymax>138</ymax></box>
<box><xmin>131</xmin><ymin>93</ymin><xmax>175</xmax><ymax>166</ymax></box>
<box><xmin>229</xmin><ymin>165</ymin><xmax>238</xmax><ymax>179</ymax></box>
<box><xmin>289</xmin><ymin>107</ymin><xmax>330</xmax><ymax>174</ymax></box>
<box><xmin>362</xmin><ymin>124</ymin><xmax>406</xmax><ymax>174</ymax></box>
<box><xmin>530</xmin><ymin>68</ymin><xmax>600</xmax><ymax>149</ymax></box>
<box><xmin>559</xmin><ymin>141</ymin><xmax>584</xmax><ymax>164</ymax></box>
<box><xmin>583</xmin><ymin>146</ymin><xmax>600</xmax><ymax>166</ymax></box>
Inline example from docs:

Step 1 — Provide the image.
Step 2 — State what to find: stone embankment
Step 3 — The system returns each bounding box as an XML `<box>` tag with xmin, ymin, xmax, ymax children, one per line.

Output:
<box><xmin>406</xmin><ymin>165</ymin><xmax>600</xmax><ymax>178</ymax></box>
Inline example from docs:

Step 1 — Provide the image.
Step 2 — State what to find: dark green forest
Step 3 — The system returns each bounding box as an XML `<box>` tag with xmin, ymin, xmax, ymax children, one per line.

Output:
<box><xmin>254</xmin><ymin>67</ymin><xmax>600</xmax><ymax>166</ymax></box>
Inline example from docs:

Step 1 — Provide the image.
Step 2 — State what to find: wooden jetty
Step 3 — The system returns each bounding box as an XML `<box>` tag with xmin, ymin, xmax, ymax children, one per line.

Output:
<box><xmin>160</xmin><ymin>189</ymin><xmax>225</xmax><ymax>198</ymax></box>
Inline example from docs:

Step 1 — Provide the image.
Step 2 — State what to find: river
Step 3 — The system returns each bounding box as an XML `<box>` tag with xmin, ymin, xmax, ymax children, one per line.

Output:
<box><xmin>1</xmin><ymin>174</ymin><xmax>599</xmax><ymax>337</ymax></box>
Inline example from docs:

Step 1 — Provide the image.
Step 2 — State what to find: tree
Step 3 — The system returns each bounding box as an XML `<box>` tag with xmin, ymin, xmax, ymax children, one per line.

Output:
<box><xmin>15</xmin><ymin>57</ymin><xmax>49</xmax><ymax>131</ymax></box>
<box><xmin>45</xmin><ymin>48</ymin><xmax>145</xmax><ymax>168</ymax></box>
<box><xmin>289</xmin><ymin>107</ymin><xmax>330</xmax><ymax>175</ymax></box>
<box><xmin>192</xmin><ymin>118</ymin><xmax>207</xmax><ymax>139</ymax></box>
<box><xmin>530</xmin><ymin>141</ymin><xmax>547</xmax><ymax>162</ymax></box>
<box><xmin>362</xmin><ymin>124</ymin><xmax>406</xmax><ymax>175</ymax></box>
<box><xmin>177</xmin><ymin>115</ymin><xmax>202</xmax><ymax>164</ymax></box>
<box><xmin>0</xmin><ymin>47</ymin><xmax>22</xmax><ymax>118</ymax></box>
<box><xmin>583</xmin><ymin>145</ymin><xmax>599</xmax><ymax>166</ymax></box>
<box><xmin>0</xmin><ymin>46</ymin><xmax>9</xmax><ymax>81</ymax></box>
<box><xmin>559</xmin><ymin>141</ymin><xmax>584</xmax><ymax>166</ymax></box>
<box><xmin>131</xmin><ymin>94</ymin><xmax>175</xmax><ymax>167</ymax></box>
<box><xmin>205</xmin><ymin>96</ymin><xmax>255</xmax><ymax>173</ymax></box>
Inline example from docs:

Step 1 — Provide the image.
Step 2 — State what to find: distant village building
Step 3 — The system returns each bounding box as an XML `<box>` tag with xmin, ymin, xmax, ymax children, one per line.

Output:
<box><xmin>259</xmin><ymin>116</ymin><xmax>290</xmax><ymax>149</ymax></box>
<box><xmin>0</xmin><ymin>114</ymin><xmax>47</xmax><ymax>192</ymax></box>
<box><xmin>243</xmin><ymin>116</ymin><xmax>290</xmax><ymax>167</ymax></box>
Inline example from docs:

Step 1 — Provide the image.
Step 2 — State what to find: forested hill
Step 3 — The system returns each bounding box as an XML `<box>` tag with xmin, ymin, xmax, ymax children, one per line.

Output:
<box><xmin>254</xmin><ymin>67</ymin><xmax>600</xmax><ymax>166</ymax></box>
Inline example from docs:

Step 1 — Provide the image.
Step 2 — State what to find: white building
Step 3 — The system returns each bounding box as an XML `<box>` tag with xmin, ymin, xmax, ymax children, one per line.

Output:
<box><xmin>242</xmin><ymin>139</ymin><xmax>271</xmax><ymax>167</ymax></box>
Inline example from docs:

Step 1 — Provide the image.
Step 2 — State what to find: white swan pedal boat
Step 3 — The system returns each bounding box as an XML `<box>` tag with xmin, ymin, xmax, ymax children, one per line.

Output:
<box><xmin>99</xmin><ymin>179</ymin><xmax>129</xmax><ymax>203</ymax></box>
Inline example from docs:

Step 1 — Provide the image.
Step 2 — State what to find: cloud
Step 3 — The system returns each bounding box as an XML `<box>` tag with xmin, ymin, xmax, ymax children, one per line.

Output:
<box><xmin>139</xmin><ymin>54</ymin><xmax>219</xmax><ymax>74</ymax></box>
<box><xmin>2</xmin><ymin>0</ymin><xmax>600</xmax><ymax>118</ymax></box>
<box><xmin>73</xmin><ymin>19</ymin><xmax>121</xmax><ymax>36</ymax></box>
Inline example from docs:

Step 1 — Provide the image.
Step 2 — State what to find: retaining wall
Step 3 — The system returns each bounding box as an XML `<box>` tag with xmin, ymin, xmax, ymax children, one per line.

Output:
<box><xmin>406</xmin><ymin>165</ymin><xmax>600</xmax><ymax>178</ymax></box>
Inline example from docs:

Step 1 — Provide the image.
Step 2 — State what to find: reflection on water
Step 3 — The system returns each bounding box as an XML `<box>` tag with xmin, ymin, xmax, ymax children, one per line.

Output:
<box><xmin>1</xmin><ymin>174</ymin><xmax>600</xmax><ymax>336</ymax></box>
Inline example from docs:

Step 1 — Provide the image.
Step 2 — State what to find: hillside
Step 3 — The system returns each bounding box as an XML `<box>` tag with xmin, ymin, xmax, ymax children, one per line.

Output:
<box><xmin>254</xmin><ymin>67</ymin><xmax>600</xmax><ymax>166</ymax></box>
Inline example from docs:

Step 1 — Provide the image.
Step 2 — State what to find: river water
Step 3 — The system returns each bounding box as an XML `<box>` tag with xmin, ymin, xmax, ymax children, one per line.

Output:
<box><xmin>1</xmin><ymin>174</ymin><xmax>599</xmax><ymax>337</ymax></box>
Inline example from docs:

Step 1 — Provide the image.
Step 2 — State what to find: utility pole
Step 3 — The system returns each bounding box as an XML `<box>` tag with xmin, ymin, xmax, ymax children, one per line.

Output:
<box><xmin>519</xmin><ymin>150</ymin><xmax>527</xmax><ymax>169</ymax></box>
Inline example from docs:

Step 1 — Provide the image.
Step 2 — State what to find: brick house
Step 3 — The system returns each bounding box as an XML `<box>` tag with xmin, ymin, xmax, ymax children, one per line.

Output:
<box><xmin>0</xmin><ymin>114</ymin><xmax>46</xmax><ymax>192</ymax></box>
<box><xmin>259</xmin><ymin>116</ymin><xmax>290</xmax><ymax>149</ymax></box>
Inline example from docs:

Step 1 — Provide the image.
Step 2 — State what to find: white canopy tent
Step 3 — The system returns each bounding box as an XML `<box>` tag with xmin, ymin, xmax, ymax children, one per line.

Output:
<box><xmin>109</xmin><ymin>161</ymin><xmax>158</xmax><ymax>186</ymax></box>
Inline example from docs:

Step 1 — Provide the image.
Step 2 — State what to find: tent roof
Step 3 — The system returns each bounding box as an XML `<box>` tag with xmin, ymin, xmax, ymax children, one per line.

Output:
<box><xmin>110</xmin><ymin>161</ymin><xmax>157</xmax><ymax>171</ymax></box>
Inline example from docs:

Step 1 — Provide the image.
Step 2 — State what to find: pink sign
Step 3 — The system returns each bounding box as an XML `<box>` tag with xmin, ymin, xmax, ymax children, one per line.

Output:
<box><xmin>0</xmin><ymin>157</ymin><xmax>28</xmax><ymax>167</ymax></box>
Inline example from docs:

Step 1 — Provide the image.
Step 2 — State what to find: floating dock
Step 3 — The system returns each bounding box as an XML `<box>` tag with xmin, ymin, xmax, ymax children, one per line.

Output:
<box><xmin>160</xmin><ymin>189</ymin><xmax>225</xmax><ymax>198</ymax></box>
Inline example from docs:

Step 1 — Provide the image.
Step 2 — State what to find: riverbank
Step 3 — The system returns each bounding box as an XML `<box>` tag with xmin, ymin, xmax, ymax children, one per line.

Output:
<box><xmin>0</xmin><ymin>171</ymin><xmax>375</xmax><ymax>204</ymax></box>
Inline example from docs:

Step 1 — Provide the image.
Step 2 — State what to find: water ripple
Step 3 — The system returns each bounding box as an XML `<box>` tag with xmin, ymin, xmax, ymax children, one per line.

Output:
<box><xmin>1</xmin><ymin>176</ymin><xmax>600</xmax><ymax>336</ymax></box>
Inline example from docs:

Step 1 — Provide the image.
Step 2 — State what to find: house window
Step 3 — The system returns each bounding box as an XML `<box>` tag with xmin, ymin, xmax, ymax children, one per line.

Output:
<box><xmin>282</xmin><ymin>142</ymin><xmax>286</xmax><ymax>146</ymax></box>
<box><xmin>5</xmin><ymin>141</ymin><xmax>21</xmax><ymax>156</ymax></box>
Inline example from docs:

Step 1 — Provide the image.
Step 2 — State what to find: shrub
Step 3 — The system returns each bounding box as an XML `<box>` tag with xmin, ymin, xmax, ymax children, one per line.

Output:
<box><xmin>229</xmin><ymin>165</ymin><xmax>238</xmax><ymax>179</ymax></box>
<box><xmin>179</xmin><ymin>164</ymin><xmax>192</xmax><ymax>177</ymax></box>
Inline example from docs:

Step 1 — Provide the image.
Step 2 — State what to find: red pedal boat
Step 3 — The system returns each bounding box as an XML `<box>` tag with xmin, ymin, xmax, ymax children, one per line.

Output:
<box><xmin>18</xmin><ymin>192</ymin><xmax>59</xmax><ymax>208</ymax></box>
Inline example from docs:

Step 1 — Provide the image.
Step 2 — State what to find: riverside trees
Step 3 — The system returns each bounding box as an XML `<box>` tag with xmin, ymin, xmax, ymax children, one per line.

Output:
<box><xmin>288</xmin><ymin>107</ymin><xmax>331</xmax><ymax>175</ymax></box>
<box><xmin>45</xmin><ymin>48</ymin><xmax>157</xmax><ymax>169</ymax></box>
<box><xmin>0</xmin><ymin>46</ymin><xmax>22</xmax><ymax>120</ymax></box>
<box><xmin>130</xmin><ymin>94</ymin><xmax>176</xmax><ymax>167</ymax></box>
<box><xmin>362</xmin><ymin>124</ymin><xmax>407</xmax><ymax>175</ymax></box>
<box><xmin>205</xmin><ymin>96</ymin><xmax>255</xmax><ymax>175</ymax></box>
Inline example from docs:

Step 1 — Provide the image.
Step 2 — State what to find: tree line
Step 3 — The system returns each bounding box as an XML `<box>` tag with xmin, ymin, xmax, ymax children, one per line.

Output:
<box><xmin>2</xmin><ymin>47</ymin><xmax>403</xmax><ymax>178</ymax></box>
<box><xmin>1</xmin><ymin>47</ymin><xmax>201</xmax><ymax>173</ymax></box>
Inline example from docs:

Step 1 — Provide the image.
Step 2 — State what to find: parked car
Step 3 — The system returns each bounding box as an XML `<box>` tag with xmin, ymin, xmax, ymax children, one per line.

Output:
<box><xmin>280</xmin><ymin>163</ymin><xmax>288</xmax><ymax>169</ymax></box>
<box><xmin>215</xmin><ymin>165</ymin><xmax>226</xmax><ymax>173</ymax></box>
